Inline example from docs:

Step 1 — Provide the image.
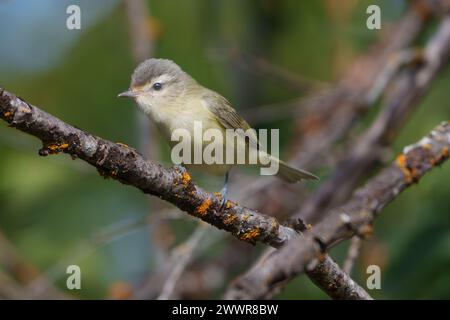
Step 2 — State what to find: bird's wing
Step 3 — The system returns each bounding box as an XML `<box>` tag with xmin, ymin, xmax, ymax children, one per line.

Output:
<box><xmin>202</xmin><ymin>91</ymin><xmax>260</xmax><ymax>147</ymax></box>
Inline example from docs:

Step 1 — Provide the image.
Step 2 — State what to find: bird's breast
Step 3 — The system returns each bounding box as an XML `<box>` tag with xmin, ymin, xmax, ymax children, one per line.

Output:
<box><xmin>149</xmin><ymin>100</ymin><xmax>221</xmax><ymax>140</ymax></box>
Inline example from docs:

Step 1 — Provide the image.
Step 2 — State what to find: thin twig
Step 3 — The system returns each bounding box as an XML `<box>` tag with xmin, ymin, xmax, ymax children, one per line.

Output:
<box><xmin>343</xmin><ymin>236</ymin><xmax>362</xmax><ymax>275</ymax></box>
<box><xmin>157</xmin><ymin>223</ymin><xmax>208</xmax><ymax>300</ymax></box>
<box><xmin>123</xmin><ymin>0</ymin><xmax>157</xmax><ymax>156</ymax></box>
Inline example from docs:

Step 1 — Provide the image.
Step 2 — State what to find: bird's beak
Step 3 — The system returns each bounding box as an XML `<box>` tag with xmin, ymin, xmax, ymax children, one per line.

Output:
<box><xmin>117</xmin><ymin>90</ymin><xmax>139</xmax><ymax>99</ymax></box>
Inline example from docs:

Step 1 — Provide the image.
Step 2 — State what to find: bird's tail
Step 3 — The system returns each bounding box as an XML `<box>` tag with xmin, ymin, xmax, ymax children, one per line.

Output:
<box><xmin>276</xmin><ymin>160</ymin><xmax>318</xmax><ymax>183</ymax></box>
<box><xmin>256</xmin><ymin>151</ymin><xmax>318</xmax><ymax>183</ymax></box>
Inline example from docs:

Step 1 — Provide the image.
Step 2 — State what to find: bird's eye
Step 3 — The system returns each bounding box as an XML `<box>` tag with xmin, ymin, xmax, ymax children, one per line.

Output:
<box><xmin>152</xmin><ymin>82</ymin><xmax>163</xmax><ymax>91</ymax></box>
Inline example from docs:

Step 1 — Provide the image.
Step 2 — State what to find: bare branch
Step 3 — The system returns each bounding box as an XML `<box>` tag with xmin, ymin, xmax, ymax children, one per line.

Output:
<box><xmin>306</xmin><ymin>255</ymin><xmax>372</xmax><ymax>300</ymax></box>
<box><xmin>225</xmin><ymin>121</ymin><xmax>450</xmax><ymax>299</ymax></box>
<box><xmin>343</xmin><ymin>236</ymin><xmax>362</xmax><ymax>275</ymax></box>
<box><xmin>123</xmin><ymin>0</ymin><xmax>154</xmax><ymax>63</ymax></box>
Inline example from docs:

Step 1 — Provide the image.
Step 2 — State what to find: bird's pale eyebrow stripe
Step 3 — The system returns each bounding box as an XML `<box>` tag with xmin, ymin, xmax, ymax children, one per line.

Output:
<box><xmin>152</xmin><ymin>74</ymin><xmax>175</xmax><ymax>84</ymax></box>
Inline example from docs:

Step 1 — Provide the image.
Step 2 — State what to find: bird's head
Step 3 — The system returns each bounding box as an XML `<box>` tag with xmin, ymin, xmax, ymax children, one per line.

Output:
<box><xmin>118</xmin><ymin>58</ymin><xmax>194</xmax><ymax>114</ymax></box>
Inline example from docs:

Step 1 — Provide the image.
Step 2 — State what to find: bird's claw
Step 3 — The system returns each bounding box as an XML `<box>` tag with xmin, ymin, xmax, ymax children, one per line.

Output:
<box><xmin>219</xmin><ymin>186</ymin><xmax>228</xmax><ymax>211</ymax></box>
<box><xmin>173</xmin><ymin>164</ymin><xmax>187</xmax><ymax>173</ymax></box>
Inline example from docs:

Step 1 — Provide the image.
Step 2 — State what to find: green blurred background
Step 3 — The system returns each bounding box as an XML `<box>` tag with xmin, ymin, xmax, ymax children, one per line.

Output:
<box><xmin>0</xmin><ymin>0</ymin><xmax>449</xmax><ymax>299</ymax></box>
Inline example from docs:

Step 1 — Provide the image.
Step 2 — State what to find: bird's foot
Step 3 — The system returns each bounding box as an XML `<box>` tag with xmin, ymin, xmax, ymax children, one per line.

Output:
<box><xmin>173</xmin><ymin>164</ymin><xmax>187</xmax><ymax>173</ymax></box>
<box><xmin>219</xmin><ymin>185</ymin><xmax>228</xmax><ymax>211</ymax></box>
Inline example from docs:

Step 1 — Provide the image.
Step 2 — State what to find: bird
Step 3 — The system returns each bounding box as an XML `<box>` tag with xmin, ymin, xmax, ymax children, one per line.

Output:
<box><xmin>118</xmin><ymin>58</ymin><xmax>318</xmax><ymax>206</ymax></box>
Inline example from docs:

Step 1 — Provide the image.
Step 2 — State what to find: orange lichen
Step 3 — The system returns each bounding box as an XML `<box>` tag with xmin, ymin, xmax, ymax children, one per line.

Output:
<box><xmin>181</xmin><ymin>171</ymin><xmax>191</xmax><ymax>186</ymax></box>
<box><xmin>442</xmin><ymin>146</ymin><xmax>449</xmax><ymax>158</ymax></box>
<box><xmin>223</xmin><ymin>214</ymin><xmax>237</xmax><ymax>225</ymax></box>
<box><xmin>396</xmin><ymin>153</ymin><xmax>406</xmax><ymax>167</ymax></box>
<box><xmin>396</xmin><ymin>154</ymin><xmax>413</xmax><ymax>183</ymax></box>
<box><xmin>195</xmin><ymin>198</ymin><xmax>211</xmax><ymax>216</ymax></box>
<box><xmin>46</xmin><ymin>143</ymin><xmax>69</xmax><ymax>154</ymax></box>
<box><xmin>239</xmin><ymin>228</ymin><xmax>260</xmax><ymax>242</ymax></box>
<box><xmin>3</xmin><ymin>111</ymin><xmax>12</xmax><ymax>119</ymax></box>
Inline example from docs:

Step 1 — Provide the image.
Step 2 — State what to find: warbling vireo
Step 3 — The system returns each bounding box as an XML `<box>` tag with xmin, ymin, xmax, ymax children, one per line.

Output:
<box><xmin>118</xmin><ymin>58</ymin><xmax>317</xmax><ymax>205</ymax></box>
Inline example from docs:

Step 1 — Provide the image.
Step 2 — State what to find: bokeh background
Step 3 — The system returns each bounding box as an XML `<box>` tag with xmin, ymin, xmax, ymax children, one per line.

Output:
<box><xmin>0</xmin><ymin>0</ymin><xmax>449</xmax><ymax>299</ymax></box>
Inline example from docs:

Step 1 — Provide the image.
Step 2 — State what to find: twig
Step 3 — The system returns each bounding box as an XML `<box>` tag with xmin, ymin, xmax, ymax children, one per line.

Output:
<box><xmin>123</xmin><ymin>0</ymin><xmax>154</xmax><ymax>63</ymax></box>
<box><xmin>232</xmin><ymin>53</ymin><xmax>328</xmax><ymax>92</ymax></box>
<box><xmin>123</xmin><ymin>0</ymin><xmax>157</xmax><ymax>156</ymax></box>
<box><xmin>157</xmin><ymin>223</ymin><xmax>208</xmax><ymax>300</ymax></box>
<box><xmin>343</xmin><ymin>236</ymin><xmax>362</xmax><ymax>275</ymax></box>
<box><xmin>306</xmin><ymin>255</ymin><xmax>372</xmax><ymax>300</ymax></box>
<box><xmin>134</xmin><ymin>233</ymin><xmax>246</xmax><ymax>299</ymax></box>
<box><xmin>225</xmin><ymin>121</ymin><xmax>450</xmax><ymax>299</ymax></box>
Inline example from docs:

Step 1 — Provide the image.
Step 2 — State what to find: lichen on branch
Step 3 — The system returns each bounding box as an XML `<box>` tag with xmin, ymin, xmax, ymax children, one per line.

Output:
<box><xmin>0</xmin><ymin>87</ymin><xmax>294</xmax><ymax>248</ymax></box>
